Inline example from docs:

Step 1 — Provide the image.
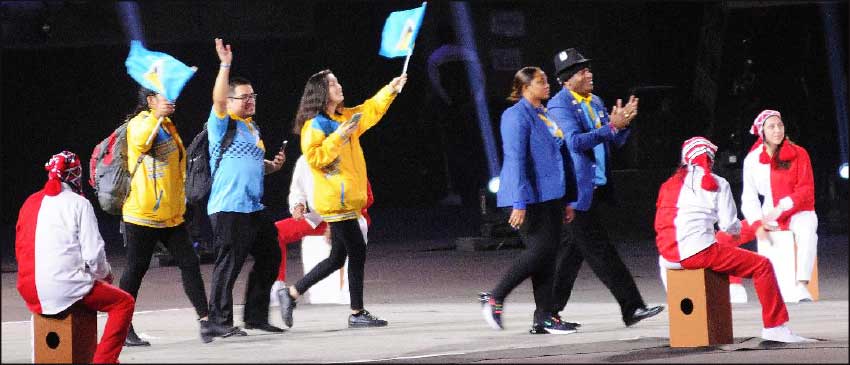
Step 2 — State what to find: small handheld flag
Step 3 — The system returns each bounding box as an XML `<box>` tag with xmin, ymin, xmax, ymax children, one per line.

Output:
<box><xmin>379</xmin><ymin>2</ymin><xmax>427</xmax><ymax>74</ymax></box>
<box><xmin>125</xmin><ymin>40</ymin><xmax>196</xmax><ymax>102</ymax></box>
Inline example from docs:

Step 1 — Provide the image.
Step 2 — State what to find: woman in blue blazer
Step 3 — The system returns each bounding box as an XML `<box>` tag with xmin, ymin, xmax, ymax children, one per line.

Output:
<box><xmin>479</xmin><ymin>66</ymin><xmax>577</xmax><ymax>335</ymax></box>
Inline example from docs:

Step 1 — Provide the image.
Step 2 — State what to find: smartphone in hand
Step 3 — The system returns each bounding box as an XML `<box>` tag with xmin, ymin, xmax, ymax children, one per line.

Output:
<box><xmin>349</xmin><ymin>113</ymin><xmax>362</xmax><ymax>125</ymax></box>
<box><xmin>280</xmin><ymin>140</ymin><xmax>288</xmax><ymax>153</ymax></box>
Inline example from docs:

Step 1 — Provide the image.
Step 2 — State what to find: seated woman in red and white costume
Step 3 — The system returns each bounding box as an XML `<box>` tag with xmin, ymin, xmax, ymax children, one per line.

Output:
<box><xmin>270</xmin><ymin>155</ymin><xmax>372</xmax><ymax>305</ymax></box>
<box><xmin>16</xmin><ymin>151</ymin><xmax>135</xmax><ymax>363</ymax></box>
<box><xmin>655</xmin><ymin>137</ymin><xmax>813</xmax><ymax>343</ymax></box>
<box><xmin>741</xmin><ymin>109</ymin><xmax>818</xmax><ymax>303</ymax></box>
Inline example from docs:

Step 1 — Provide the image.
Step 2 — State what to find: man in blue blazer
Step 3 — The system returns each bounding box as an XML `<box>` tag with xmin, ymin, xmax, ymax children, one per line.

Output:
<box><xmin>545</xmin><ymin>48</ymin><xmax>663</xmax><ymax>331</ymax></box>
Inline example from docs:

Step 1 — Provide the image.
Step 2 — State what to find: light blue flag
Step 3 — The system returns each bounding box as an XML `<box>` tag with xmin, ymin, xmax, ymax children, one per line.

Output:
<box><xmin>379</xmin><ymin>2</ymin><xmax>427</xmax><ymax>58</ymax></box>
<box><xmin>125</xmin><ymin>40</ymin><xmax>196</xmax><ymax>102</ymax></box>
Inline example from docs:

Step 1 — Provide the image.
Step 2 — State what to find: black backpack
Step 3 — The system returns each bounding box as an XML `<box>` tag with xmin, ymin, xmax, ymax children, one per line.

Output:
<box><xmin>185</xmin><ymin>120</ymin><xmax>237</xmax><ymax>204</ymax></box>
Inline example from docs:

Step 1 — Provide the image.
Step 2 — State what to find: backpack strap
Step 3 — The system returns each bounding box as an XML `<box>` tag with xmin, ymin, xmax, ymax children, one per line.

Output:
<box><xmin>213</xmin><ymin>119</ymin><xmax>238</xmax><ymax>177</ymax></box>
<box><xmin>129</xmin><ymin>154</ymin><xmax>146</xmax><ymax>178</ymax></box>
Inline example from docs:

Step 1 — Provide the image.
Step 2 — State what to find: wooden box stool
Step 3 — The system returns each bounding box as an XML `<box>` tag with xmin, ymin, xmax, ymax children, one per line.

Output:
<box><xmin>33</xmin><ymin>302</ymin><xmax>97</xmax><ymax>364</ymax></box>
<box><xmin>666</xmin><ymin>268</ymin><xmax>733</xmax><ymax>347</ymax></box>
<box><xmin>757</xmin><ymin>230</ymin><xmax>819</xmax><ymax>302</ymax></box>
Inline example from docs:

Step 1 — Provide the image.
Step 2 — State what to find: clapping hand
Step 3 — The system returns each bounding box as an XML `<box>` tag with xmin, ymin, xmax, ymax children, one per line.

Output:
<box><xmin>610</xmin><ymin>95</ymin><xmax>639</xmax><ymax>129</ymax></box>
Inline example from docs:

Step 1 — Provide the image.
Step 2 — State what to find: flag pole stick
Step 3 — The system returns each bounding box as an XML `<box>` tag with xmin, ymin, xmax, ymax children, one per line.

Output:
<box><xmin>398</xmin><ymin>48</ymin><xmax>412</xmax><ymax>93</ymax></box>
<box><xmin>402</xmin><ymin>47</ymin><xmax>412</xmax><ymax>75</ymax></box>
<box><xmin>146</xmin><ymin>116</ymin><xmax>164</xmax><ymax>146</ymax></box>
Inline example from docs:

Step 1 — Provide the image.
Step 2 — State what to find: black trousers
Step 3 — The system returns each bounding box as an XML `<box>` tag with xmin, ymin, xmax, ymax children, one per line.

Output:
<box><xmin>208</xmin><ymin>210</ymin><xmax>281</xmax><ymax>326</ymax></box>
<box><xmin>492</xmin><ymin>199</ymin><xmax>562</xmax><ymax>316</ymax></box>
<box><xmin>551</xmin><ymin>189</ymin><xmax>646</xmax><ymax>320</ymax></box>
<box><xmin>294</xmin><ymin>219</ymin><xmax>366</xmax><ymax>311</ymax></box>
<box><xmin>119</xmin><ymin>222</ymin><xmax>209</xmax><ymax>318</ymax></box>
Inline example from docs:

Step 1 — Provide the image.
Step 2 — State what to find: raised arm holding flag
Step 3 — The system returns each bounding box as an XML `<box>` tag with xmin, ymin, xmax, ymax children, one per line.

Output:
<box><xmin>125</xmin><ymin>40</ymin><xmax>197</xmax><ymax>144</ymax></box>
<box><xmin>379</xmin><ymin>2</ymin><xmax>427</xmax><ymax>87</ymax></box>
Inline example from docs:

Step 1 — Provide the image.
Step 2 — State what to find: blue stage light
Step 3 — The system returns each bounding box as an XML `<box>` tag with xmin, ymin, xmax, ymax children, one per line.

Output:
<box><xmin>840</xmin><ymin>163</ymin><xmax>848</xmax><ymax>180</ymax></box>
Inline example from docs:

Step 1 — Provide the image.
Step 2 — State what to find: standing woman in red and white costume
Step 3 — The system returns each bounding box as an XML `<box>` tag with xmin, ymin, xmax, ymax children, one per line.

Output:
<box><xmin>741</xmin><ymin>110</ymin><xmax>817</xmax><ymax>303</ymax></box>
<box><xmin>16</xmin><ymin>151</ymin><xmax>135</xmax><ymax>363</ymax></box>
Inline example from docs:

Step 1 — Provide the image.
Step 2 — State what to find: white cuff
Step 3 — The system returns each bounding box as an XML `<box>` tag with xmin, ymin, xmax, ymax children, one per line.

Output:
<box><xmin>778</xmin><ymin>197</ymin><xmax>794</xmax><ymax>211</ymax></box>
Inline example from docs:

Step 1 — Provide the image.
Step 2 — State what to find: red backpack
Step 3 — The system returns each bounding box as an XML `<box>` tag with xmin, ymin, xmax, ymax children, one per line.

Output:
<box><xmin>88</xmin><ymin>121</ymin><xmax>145</xmax><ymax>215</ymax></box>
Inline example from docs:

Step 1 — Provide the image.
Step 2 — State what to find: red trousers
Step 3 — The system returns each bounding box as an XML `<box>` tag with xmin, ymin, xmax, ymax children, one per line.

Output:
<box><xmin>78</xmin><ymin>281</ymin><xmax>135</xmax><ymax>364</ymax></box>
<box><xmin>716</xmin><ymin>221</ymin><xmax>758</xmax><ymax>285</ymax></box>
<box><xmin>680</xmin><ymin>243</ymin><xmax>788</xmax><ymax>328</ymax></box>
<box><xmin>274</xmin><ymin>218</ymin><xmax>328</xmax><ymax>282</ymax></box>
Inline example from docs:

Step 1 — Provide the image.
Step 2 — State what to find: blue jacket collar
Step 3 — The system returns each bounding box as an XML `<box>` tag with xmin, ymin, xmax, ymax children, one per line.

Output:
<box><xmin>518</xmin><ymin>97</ymin><xmax>547</xmax><ymax>114</ymax></box>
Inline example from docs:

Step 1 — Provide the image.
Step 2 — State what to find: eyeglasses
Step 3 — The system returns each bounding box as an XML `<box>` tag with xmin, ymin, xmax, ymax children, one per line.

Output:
<box><xmin>228</xmin><ymin>93</ymin><xmax>258</xmax><ymax>101</ymax></box>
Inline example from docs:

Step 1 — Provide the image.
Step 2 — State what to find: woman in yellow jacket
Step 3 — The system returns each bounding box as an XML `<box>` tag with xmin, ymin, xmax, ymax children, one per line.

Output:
<box><xmin>121</xmin><ymin>88</ymin><xmax>210</xmax><ymax>345</ymax></box>
<box><xmin>279</xmin><ymin>70</ymin><xmax>407</xmax><ymax>329</ymax></box>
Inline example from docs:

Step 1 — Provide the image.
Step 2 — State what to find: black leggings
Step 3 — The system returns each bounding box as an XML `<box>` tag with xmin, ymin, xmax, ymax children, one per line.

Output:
<box><xmin>492</xmin><ymin>199</ymin><xmax>562</xmax><ymax>315</ymax></box>
<box><xmin>294</xmin><ymin>219</ymin><xmax>366</xmax><ymax>311</ymax></box>
<box><xmin>119</xmin><ymin>222</ymin><xmax>209</xmax><ymax>318</ymax></box>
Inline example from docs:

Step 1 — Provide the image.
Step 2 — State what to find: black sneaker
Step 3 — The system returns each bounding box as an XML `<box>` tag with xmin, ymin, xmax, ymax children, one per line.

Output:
<box><xmin>124</xmin><ymin>324</ymin><xmax>151</xmax><ymax>347</ymax></box>
<box><xmin>278</xmin><ymin>287</ymin><xmax>296</xmax><ymax>328</ymax></box>
<box><xmin>529</xmin><ymin>314</ymin><xmax>579</xmax><ymax>335</ymax></box>
<box><xmin>348</xmin><ymin>310</ymin><xmax>388</xmax><ymax>328</ymax></box>
<box><xmin>552</xmin><ymin>313</ymin><xmax>581</xmax><ymax>328</ymax></box>
<box><xmin>479</xmin><ymin>292</ymin><xmax>503</xmax><ymax>330</ymax></box>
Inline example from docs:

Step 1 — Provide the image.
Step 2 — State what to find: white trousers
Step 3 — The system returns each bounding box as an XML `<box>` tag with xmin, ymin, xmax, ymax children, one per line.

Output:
<box><xmin>658</xmin><ymin>255</ymin><xmax>683</xmax><ymax>291</ymax></box>
<box><xmin>787</xmin><ymin>211</ymin><xmax>818</xmax><ymax>281</ymax></box>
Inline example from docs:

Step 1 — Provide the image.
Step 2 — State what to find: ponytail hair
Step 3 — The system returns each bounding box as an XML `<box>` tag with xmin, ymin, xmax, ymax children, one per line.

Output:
<box><xmin>507</xmin><ymin>66</ymin><xmax>542</xmax><ymax>102</ymax></box>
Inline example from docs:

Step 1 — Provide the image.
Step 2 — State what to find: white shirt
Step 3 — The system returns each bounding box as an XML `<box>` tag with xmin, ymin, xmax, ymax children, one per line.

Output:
<box><xmin>18</xmin><ymin>183</ymin><xmax>111</xmax><ymax>314</ymax></box>
<box><xmin>288</xmin><ymin>155</ymin><xmax>324</xmax><ymax>228</ymax></box>
<box><xmin>658</xmin><ymin>166</ymin><xmax>742</xmax><ymax>261</ymax></box>
<box><xmin>741</xmin><ymin>145</ymin><xmax>793</xmax><ymax>226</ymax></box>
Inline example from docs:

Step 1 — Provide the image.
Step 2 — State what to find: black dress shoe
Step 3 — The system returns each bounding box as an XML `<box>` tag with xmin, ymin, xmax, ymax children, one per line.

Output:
<box><xmin>200</xmin><ymin>320</ymin><xmax>247</xmax><ymax>343</ymax></box>
<box><xmin>124</xmin><ymin>324</ymin><xmax>151</xmax><ymax>347</ymax></box>
<box><xmin>624</xmin><ymin>305</ymin><xmax>664</xmax><ymax>327</ymax></box>
<box><xmin>244</xmin><ymin>322</ymin><xmax>286</xmax><ymax>333</ymax></box>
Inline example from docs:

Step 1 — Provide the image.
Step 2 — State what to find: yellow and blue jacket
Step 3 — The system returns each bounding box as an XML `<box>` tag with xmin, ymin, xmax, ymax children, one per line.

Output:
<box><xmin>123</xmin><ymin>110</ymin><xmax>186</xmax><ymax>228</ymax></box>
<box><xmin>300</xmin><ymin>85</ymin><xmax>397</xmax><ymax>222</ymax></box>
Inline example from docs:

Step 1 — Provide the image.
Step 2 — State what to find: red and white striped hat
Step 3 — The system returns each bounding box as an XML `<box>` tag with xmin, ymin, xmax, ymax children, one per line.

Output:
<box><xmin>44</xmin><ymin>150</ymin><xmax>82</xmax><ymax>196</ymax></box>
<box><xmin>681</xmin><ymin>136</ymin><xmax>719</xmax><ymax>191</ymax></box>
<box><xmin>751</xmin><ymin>109</ymin><xmax>781</xmax><ymax>136</ymax></box>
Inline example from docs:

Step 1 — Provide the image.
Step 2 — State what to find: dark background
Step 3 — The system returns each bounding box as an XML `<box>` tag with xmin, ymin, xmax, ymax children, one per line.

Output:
<box><xmin>2</xmin><ymin>1</ymin><xmax>847</xmax><ymax>255</ymax></box>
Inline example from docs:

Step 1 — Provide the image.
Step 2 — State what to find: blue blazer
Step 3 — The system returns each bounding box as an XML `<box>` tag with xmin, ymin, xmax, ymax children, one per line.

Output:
<box><xmin>547</xmin><ymin>88</ymin><xmax>630</xmax><ymax>211</ymax></box>
<box><xmin>497</xmin><ymin>98</ymin><xmax>573</xmax><ymax>209</ymax></box>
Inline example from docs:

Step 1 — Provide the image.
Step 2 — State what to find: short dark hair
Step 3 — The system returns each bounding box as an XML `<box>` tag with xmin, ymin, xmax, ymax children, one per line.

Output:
<box><xmin>228</xmin><ymin>77</ymin><xmax>252</xmax><ymax>96</ymax></box>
